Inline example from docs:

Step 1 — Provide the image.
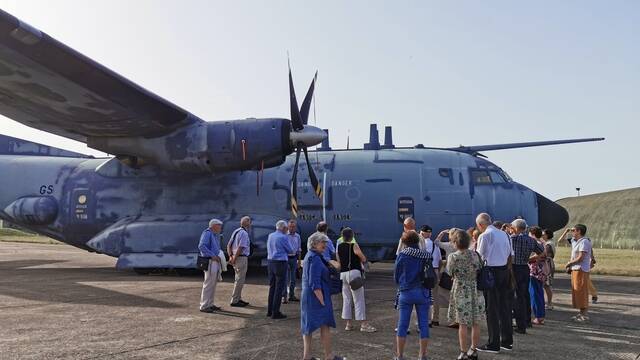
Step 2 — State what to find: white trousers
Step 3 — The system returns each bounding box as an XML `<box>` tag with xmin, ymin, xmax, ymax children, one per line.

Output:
<box><xmin>340</xmin><ymin>269</ymin><xmax>366</xmax><ymax>321</ymax></box>
<box><xmin>230</xmin><ymin>256</ymin><xmax>248</xmax><ymax>304</ymax></box>
<box><xmin>200</xmin><ymin>260</ymin><xmax>220</xmax><ymax>310</ymax></box>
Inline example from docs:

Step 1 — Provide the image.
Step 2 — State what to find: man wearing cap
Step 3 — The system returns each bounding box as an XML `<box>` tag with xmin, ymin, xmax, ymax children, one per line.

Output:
<box><xmin>267</xmin><ymin>220</ymin><xmax>296</xmax><ymax>319</ymax></box>
<box><xmin>228</xmin><ymin>216</ymin><xmax>252</xmax><ymax>307</ymax></box>
<box><xmin>199</xmin><ymin>219</ymin><xmax>223</xmax><ymax>313</ymax></box>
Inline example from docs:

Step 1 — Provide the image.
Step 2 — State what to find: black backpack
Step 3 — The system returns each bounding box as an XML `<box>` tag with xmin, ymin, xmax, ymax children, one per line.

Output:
<box><xmin>422</xmin><ymin>242</ymin><xmax>437</xmax><ymax>289</ymax></box>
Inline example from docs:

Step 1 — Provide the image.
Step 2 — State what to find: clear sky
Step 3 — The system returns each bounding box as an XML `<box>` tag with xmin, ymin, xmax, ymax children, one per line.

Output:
<box><xmin>1</xmin><ymin>1</ymin><xmax>638</xmax><ymax>200</ymax></box>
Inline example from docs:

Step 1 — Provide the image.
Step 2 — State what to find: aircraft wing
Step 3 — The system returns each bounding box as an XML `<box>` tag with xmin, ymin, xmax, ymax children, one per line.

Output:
<box><xmin>0</xmin><ymin>9</ymin><xmax>200</xmax><ymax>143</ymax></box>
<box><xmin>449</xmin><ymin>138</ymin><xmax>605</xmax><ymax>155</ymax></box>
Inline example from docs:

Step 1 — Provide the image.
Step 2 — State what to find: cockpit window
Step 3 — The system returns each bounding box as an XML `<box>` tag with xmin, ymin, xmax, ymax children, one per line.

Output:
<box><xmin>499</xmin><ymin>169</ymin><xmax>512</xmax><ymax>182</ymax></box>
<box><xmin>439</xmin><ymin>168</ymin><xmax>450</xmax><ymax>177</ymax></box>
<box><xmin>490</xmin><ymin>171</ymin><xmax>506</xmax><ymax>184</ymax></box>
<box><xmin>471</xmin><ymin>170</ymin><xmax>492</xmax><ymax>184</ymax></box>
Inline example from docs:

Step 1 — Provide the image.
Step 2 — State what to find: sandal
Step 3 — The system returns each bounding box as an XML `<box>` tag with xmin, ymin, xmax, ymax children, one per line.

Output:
<box><xmin>360</xmin><ymin>324</ymin><xmax>377</xmax><ymax>333</ymax></box>
<box><xmin>344</xmin><ymin>323</ymin><xmax>353</xmax><ymax>331</ymax></box>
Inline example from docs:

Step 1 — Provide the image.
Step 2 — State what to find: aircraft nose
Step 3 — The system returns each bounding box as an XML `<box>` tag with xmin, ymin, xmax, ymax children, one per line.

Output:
<box><xmin>536</xmin><ymin>193</ymin><xmax>569</xmax><ymax>232</ymax></box>
<box><xmin>289</xmin><ymin>125</ymin><xmax>327</xmax><ymax>148</ymax></box>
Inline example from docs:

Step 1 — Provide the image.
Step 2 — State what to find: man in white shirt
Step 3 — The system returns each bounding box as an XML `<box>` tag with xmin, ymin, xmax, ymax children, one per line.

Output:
<box><xmin>476</xmin><ymin>213</ymin><xmax>514</xmax><ymax>354</ymax></box>
<box><xmin>421</xmin><ymin>225</ymin><xmax>442</xmax><ymax>327</ymax></box>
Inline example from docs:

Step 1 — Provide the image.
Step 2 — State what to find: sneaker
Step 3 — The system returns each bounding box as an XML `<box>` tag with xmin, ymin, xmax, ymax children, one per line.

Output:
<box><xmin>360</xmin><ymin>324</ymin><xmax>377</xmax><ymax>333</ymax></box>
<box><xmin>344</xmin><ymin>324</ymin><xmax>353</xmax><ymax>331</ymax></box>
<box><xmin>282</xmin><ymin>298</ymin><xmax>289</xmax><ymax>304</ymax></box>
<box><xmin>447</xmin><ymin>323</ymin><xmax>460</xmax><ymax>329</ymax></box>
<box><xmin>230</xmin><ymin>302</ymin><xmax>247</xmax><ymax>307</ymax></box>
<box><xmin>477</xmin><ymin>345</ymin><xmax>500</xmax><ymax>354</ymax></box>
<box><xmin>592</xmin><ymin>296</ymin><xmax>598</xmax><ymax>304</ymax></box>
<box><xmin>239</xmin><ymin>300</ymin><xmax>250</xmax><ymax>306</ymax></box>
<box><xmin>575</xmin><ymin>314</ymin><xmax>590</xmax><ymax>322</ymax></box>
<box><xmin>199</xmin><ymin>307</ymin><xmax>214</xmax><ymax>313</ymax></box>
<box><xmin>457</xmin><ymin>352</ymin><xmax>469</xmax><ymax>360</ymax></box>
<box><xmin>514</xmin><ymin>328</ymin><xmax>526</xmax><ymax>334</ymax></box>
<box><xmin>500</xmin><ymin>344</ymin><xmax>513</xmax><ymax>351</ymax></box>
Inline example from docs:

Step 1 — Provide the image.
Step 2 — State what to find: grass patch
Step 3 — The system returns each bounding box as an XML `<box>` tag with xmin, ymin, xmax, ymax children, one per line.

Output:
<box><xmin>0</xmin><ymin>235</ymin><xmax>62</xmax><ymax>245</ymax></box>
<box><xmin>0</xmin><ymin>228</ymin><xmax>32</xmax><ymax>236</ymax></box>
<box><xmin>555</xmin><ymin>246</ymin><xmax>640</xmax><ymax>277</ymax></box>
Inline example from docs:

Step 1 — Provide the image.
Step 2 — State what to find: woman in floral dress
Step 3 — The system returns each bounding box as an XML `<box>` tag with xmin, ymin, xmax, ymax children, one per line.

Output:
<box><xmin>447</xmin><ymin>229</ymin><xmax>484</xmax><ymax>360</ymax></box>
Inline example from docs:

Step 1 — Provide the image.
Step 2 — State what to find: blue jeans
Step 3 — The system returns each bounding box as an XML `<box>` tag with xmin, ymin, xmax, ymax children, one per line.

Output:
<box><xmin>267</xmin><ymin>260</ymin><xmax>287</xmax><ymax>316</ymax></box>
<box><xmin>284</xmin><ymin>256</ymin><xmax>297</xmax><ymax>299</ymax></box>
<box><xmin>397</xmin><ymin>287</ymin><xmax>431</xmax><ymax>339</ymax></box>
<box><xmin>529</xmin><ymin>277</ymin><xmax>545</xmax><ymax>319</ymax></box>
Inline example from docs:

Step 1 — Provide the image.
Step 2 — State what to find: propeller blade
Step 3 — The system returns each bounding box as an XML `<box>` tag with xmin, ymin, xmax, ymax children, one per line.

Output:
<box><xmin>290</xmin><ymin>146</ymin><xmax>302</xmax><ymax>217</ymax></box>
<box><xmin>300</xmin><ymin>71</ymin><xmax>317</xmax><ymax>126</ymax></box>
<box><xmin>302</xmin><ymin>146</ymin><xmax>322</xmax><ymax>199</ymax></box>
<box><xmin>288</xmin><ymin>64</ymin><xmax>304</xmax><ymax>131</ymax></box>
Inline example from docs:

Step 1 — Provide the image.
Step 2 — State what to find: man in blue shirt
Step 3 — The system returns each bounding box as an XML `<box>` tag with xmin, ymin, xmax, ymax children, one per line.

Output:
<box><xmin>283</xmin><ymin>219</ymin><xmax>302</xmax><ymax>303</ymax></box>
<box><xmin>198</xmin><ymin>218</ymin><xmax>223</xmax><ymax>313</ymax></box>
<box><xmin>316</xmin><ymin>221</ymin><xmax>336</xmax><ymax>261</ymax></box>
<box><xmin>267</xmin><ymin>220</ymin><xmax>295</xmax><ymax>319</ymax></box>
<box><xmin>228</xmin><ymin>216</ymin><xmax>252</xmax><ymax>307</ymax></box>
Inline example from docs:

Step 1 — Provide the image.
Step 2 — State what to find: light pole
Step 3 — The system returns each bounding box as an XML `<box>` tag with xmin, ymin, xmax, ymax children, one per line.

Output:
<box><xmin>576</xmin><ymin>187</ymin><xmax>581</xmax><ymax>196</ymax></box>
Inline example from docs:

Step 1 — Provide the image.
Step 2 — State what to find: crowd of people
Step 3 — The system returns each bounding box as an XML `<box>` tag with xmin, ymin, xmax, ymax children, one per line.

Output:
<box><xmin>195</xmin><ymin>213</ymin><xmax>596</xmax><ymax>360</ymax></box>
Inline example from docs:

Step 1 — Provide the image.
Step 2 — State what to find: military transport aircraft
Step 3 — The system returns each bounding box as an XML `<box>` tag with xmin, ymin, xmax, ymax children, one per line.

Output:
<box><xmin>0</xmin><ymin>9</ymin><xmax>603</xmax><ymax>271</ymax></box>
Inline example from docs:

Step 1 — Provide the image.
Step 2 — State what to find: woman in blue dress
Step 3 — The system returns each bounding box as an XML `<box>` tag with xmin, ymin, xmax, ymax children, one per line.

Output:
<box><xmin>301</xmin><ymin>232</ymin><xmax>345</xmax><ymax>360</ymax></box>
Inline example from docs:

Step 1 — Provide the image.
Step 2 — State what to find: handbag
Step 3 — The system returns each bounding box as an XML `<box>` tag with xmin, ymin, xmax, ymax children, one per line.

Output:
<box><xmin>347</xmin><ymin>243</ymin><xmax>365</xmax><ymax>290</ymax></box>
<box><xmin>439</xmin><ymin>271</ymin><xmax>453</xmax><ymax>290</ymax></box>
<box><xmin>476</xmin><ymin>251</ymin><xmax>495</xmax><ymax>291</ymax></box>
<box><xmin>196</xmin><ymin>255</ymin><xmax>210</xmax><ymax>271</ymax></box>
<box><xmin>319</xmin><ymin>256</ymin><xmax>342</xmax><ymax>295</ymax></box>
<box><xmin>422</xmin><ymin>242</ymin><xmax>437</xmax><ymax>289</ymax></box>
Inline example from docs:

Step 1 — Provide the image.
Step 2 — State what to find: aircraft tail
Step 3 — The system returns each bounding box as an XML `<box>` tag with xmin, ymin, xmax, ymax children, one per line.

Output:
<box><xmin>0</xmin><ymin>134</ymin><xmax>93</xmax><ymax>158</ymax></box>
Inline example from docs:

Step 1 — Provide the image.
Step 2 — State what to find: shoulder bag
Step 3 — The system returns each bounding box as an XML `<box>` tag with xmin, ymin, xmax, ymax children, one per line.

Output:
<box><xmin>196</xmin><ymin>255</ymin><xmax>210</xmax><ymax>271</ymax></box>
<box><xmin>475</xmin><ymin>251</ymin><xmax>495</xmax><ymax>290</ymax></box>
<box><xmin>422</xmin><ymin>243</ymin><xmax>437</xmax><ymax>289</ymax></box>
<box><xmin>347</xmin><ymin>243</ymin><xmax>365</xmax><ymax>290</ymax></box>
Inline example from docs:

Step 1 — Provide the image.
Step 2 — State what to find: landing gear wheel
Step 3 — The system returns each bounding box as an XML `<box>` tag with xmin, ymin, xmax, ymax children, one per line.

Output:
<box><xmin>133</xmin><ymin>268</ymin><xmax>153</xmax><ymax>275</ymax></box>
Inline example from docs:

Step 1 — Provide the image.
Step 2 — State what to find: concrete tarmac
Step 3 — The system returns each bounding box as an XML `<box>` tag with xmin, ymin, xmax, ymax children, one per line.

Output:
<box><xmin>0</xmin><ymin>242</ymin><xmax>638</xmax><ymax>360</ymax></box>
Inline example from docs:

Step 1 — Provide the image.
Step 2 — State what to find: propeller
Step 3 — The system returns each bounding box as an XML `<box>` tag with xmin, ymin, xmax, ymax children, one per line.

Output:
<box><xmin>288</xmin><ymin>65</ymin><xmax>325</xmax><ymax>217</ymax></box>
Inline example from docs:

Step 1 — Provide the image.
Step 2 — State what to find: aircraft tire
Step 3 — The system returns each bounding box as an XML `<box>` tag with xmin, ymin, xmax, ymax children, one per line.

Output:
<box><xmin>133</xmin><ymin>268</ymin><xmax>153</xmax><ymax>275</ymax></box>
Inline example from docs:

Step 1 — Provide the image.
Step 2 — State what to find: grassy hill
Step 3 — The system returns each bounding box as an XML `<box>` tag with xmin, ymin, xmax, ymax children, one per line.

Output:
<box><xmin>557</xmin><ymin>187</ymin><xmax>640</xmax><ymax>250</ymax></box>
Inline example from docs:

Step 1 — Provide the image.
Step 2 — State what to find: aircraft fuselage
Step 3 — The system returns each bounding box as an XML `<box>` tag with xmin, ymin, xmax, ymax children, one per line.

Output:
<box><xmin>0</xmin><ymin>147</ymin><xmax>567</xmax><ymax>268</ymax></box>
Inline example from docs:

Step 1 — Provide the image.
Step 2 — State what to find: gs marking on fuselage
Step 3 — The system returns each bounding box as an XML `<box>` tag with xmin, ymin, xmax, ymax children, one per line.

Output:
<box><xmin>39</xmin><ymin>185</ymin><xmax>54</xmax><ymax>195</ymax></box>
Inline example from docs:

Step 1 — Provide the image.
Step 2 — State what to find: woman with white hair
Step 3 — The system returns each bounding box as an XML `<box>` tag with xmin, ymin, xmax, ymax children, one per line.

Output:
<box><xmin>301</xmin><ymin>232</ymin><xmax>345</xmax><ymax>360</ymax></box>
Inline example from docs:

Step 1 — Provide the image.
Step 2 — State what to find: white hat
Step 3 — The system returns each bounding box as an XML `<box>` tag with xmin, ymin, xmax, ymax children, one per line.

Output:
<box><xmin>209</xmin><ymin>219</ymin><xmax>223</xmax><ymax>227</ymax></box>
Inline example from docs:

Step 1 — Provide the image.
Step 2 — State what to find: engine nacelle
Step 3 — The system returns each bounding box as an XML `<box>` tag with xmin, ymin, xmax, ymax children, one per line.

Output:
<box><xmin>4</xmin><ymin>196</ymin><xmax>58</xmax><ymax>225</ymax></box>
<box><xmin>88</xmin><ymin>118</ymin><xmax>292</xmax><ymax>173</ymax></box>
